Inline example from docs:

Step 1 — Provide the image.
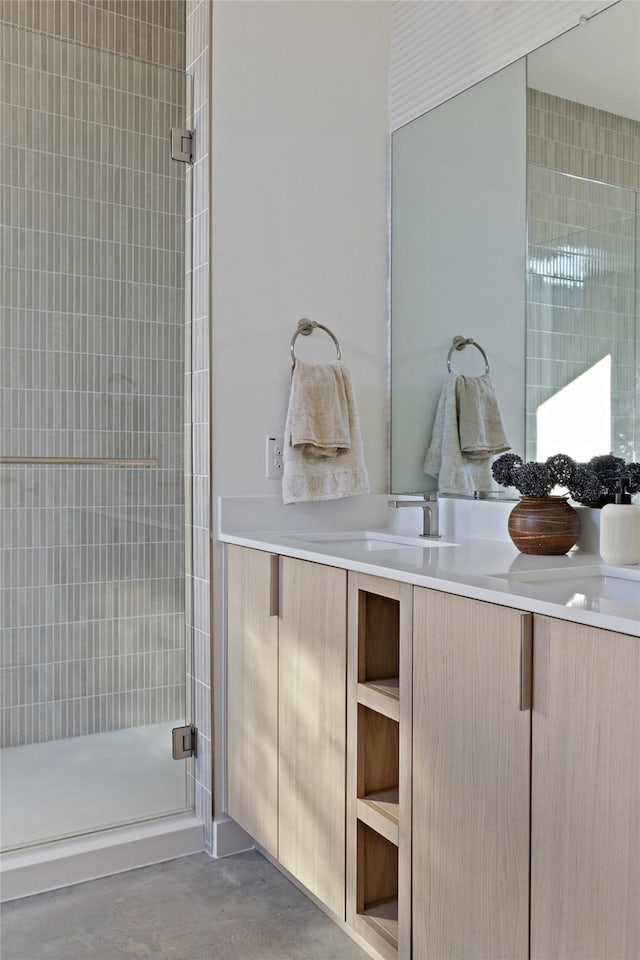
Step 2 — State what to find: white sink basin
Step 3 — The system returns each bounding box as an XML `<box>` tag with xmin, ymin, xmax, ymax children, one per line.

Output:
<box><xmin>283</xmin><ymin>530</ymin><xmax>457</xmax><ymax>551</ymax></box>
<box><xmin>493</xmin><ymin>564</ymin><xmax>640</xmax><ymax>610</ymax></box>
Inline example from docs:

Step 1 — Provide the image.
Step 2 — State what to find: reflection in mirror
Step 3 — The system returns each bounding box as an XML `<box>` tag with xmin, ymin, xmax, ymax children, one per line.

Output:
<box><xmin>390</xmin><ymin>61</ymin><xmax>526</xmax><ymax>495</ymax></box>
<box><xmin>525</xmin><ymin>0</ymin><xmax>639</xmax><ymax>463</ymax></box>
<box><xmin>390</xmin><ymin>0</ymin><xmax>639</xmax><ymax>496</ymax></box>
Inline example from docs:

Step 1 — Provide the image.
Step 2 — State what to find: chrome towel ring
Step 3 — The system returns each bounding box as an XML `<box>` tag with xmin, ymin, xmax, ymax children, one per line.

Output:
<box><xmin>290</xmin><ymin>319</ymin><xmax>342</xmax><ymax>363</ymax></box>
<box><xmin>446</xmin><ymin>335</ymin><xmax>490</xmax><ymax>375</ymax></box>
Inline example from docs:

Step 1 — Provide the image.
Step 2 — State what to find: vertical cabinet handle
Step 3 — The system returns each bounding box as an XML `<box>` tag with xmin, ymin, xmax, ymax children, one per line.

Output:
<box><xmin>269</xmin><ymin>554</ymin><xmax>279</xmax><ymax>617</ymax></box>
<box><xmin>519</xmin><ymin>613</ymin><xmax>533</xmax><ymax>711</ymax></box>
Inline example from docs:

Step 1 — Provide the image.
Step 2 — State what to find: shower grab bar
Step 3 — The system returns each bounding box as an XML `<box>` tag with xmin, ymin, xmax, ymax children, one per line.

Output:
<box><xmin>446</xmin><ymin>335</ymin><xmax>490</xmax><ymax>374</ymax></box>
<box><xmin>0</xmin><ymin>456</ymin><xmax>158</xmax><ymax>466</ymax></box>
<box><xmin>290</xmin><ymin>318</ymin><xmax>342</xmax><ymax>363</ymax></box>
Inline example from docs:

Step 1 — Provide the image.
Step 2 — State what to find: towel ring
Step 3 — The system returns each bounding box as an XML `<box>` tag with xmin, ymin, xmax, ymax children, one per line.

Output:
<box><xmin>290</xmin><ymin>319</ymin><xmax>342</xmax><ymax>363</ymax></box>
<box><xmin>447</xmin><ymin>335</ymin><xmax>490</xmax><ymax>375</ymax></box>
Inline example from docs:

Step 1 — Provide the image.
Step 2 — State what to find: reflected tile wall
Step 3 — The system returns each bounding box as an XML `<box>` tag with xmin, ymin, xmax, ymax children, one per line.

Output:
<box><xmin>526</xmin><ymin>89</ymin><xmax>639</xmax><ymax>462</ymax></box>
<box><xmin>0</xmin><ymin>25</ymin><xmax>188</xmax><ymax>746</ymax></box>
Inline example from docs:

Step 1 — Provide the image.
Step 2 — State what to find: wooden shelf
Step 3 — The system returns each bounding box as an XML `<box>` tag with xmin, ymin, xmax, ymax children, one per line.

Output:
<box><xmin>348</xmin><ymin>574</ymin><xmax>413</xmax><ymax>960</ymax></box>
<box><xmin>357</xmin><ymin>790</ymin><xmax>399</xmax><ymax>846</ymax></box>
<box><xmin>361</xmin><ymin>896</ymin><xmax>399</xmax><ymax>950</ymax></box>
<box><xmin>357</xmin><ymin>679</ymin><xmax>400</xmax><ymax>722</ymax></box>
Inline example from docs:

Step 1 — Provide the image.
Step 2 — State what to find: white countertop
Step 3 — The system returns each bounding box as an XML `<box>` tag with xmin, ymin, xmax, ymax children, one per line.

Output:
<box><xmin>218</xmin><ymin>528</ymin><xmax>640</xmax><ymax>637</ymax></box>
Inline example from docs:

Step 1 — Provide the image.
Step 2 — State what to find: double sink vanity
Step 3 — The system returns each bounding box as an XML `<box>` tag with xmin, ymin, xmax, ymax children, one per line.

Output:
<box><xmin>220</xmin><ymin>500</ymin><xmax>640</xmax><ymax>960</ymax></box>
<box><xmin>219</xmin><ymin>4</ymin><xmax>639</xmax><ymax>955</ymax></box>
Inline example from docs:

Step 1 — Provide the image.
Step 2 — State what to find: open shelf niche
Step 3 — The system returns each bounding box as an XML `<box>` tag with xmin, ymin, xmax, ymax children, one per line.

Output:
<box><xmin>347</xmin><ymin>573</ymin><xmax>413</xmax><ymax>960</ymax></box>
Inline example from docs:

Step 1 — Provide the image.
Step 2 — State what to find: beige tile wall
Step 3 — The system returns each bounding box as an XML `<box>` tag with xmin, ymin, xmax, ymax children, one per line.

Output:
<box><xmin>0</xmin><ymin>0</ymin><xmax>184</xmax><ymax>70</ymax></box>
<box><xmin>0</xmin><ymin>20</ymin><xmax>190</xmax><ymax>746</ymax></box>
<box><xmin>528</xmin><ymin>88</ymin><xmax>640</xmax><ymax>196</ymax></box>
<box><xmin>526</xmin><ymin>89</ymin><xmax>639</xmax><ymax>462</ymax></box>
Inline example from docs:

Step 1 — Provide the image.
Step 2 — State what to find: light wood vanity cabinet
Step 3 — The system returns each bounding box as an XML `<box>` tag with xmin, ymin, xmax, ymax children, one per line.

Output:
<box><xmin>278</xmin><ymin>554</ymin><xmax>347</xmax><ymax>918</ymax></box>
<box><xmin>227</xmin><ymin>544</ymin><xmax>278</xmax><ymax>856</ymax></box>
<box><xmin>411</xmin><ymin>595</ymin><xmax>640</xmax><ymax>960</ymax></box>
<box><xmin>227</xmin><ymin>545</ymin><xmax>640</xmax><ymax>959</ymax></box>
<box><xmin>531</xmin><ymin>616</ymin><xmax>640</xmax><ymax>960</ymax></box>
<box><xmin>412</xmin><ymin>588</ymin><xmax>532</xmax><ymax>960</ymax></box>
<box><xmin>226</xmin><ymin>544</ymin><xmax>347</xmax><ymax>919</ymax></box>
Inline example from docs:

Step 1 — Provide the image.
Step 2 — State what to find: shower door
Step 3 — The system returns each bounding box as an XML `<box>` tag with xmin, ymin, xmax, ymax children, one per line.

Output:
<box><xmin>0</xmin><ymin>26</ymin><xmax>194</xmax><ymax>850</ymax></box>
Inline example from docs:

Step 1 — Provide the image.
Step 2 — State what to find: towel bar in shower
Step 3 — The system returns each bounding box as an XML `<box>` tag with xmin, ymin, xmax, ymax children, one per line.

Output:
<box><xmin>446</xmin><ymin>335</ymin><xmax>490</xmax><ymax>374</ymax></box>
<box><xmin>0</xmin><ymin>456</ymin><xmax>158</xmax><ymax>466</ymax></box>
<box><xmin>290</xmin><ymin>319</ymin><xmax>342</xmax><ymax>363</ymax></box>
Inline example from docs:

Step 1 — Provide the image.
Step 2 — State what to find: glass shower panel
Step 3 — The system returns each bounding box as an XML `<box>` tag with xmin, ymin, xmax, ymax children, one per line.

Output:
<box><xmin>526</xmin><ymin>166</ymin><xmax>638</xmax><ymax>463</ymax></box>
<box><xmin>0</xmin><ymin>26</ymin><xmax>193</xmax><ymax>850</ymax></box>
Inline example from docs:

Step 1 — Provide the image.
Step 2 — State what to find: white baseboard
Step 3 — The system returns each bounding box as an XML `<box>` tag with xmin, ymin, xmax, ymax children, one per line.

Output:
<box><xmin>0</xmin><ymin>814</ymin><xmax>204</xmax><ymax>902</ymax></box>
<box><xmin>210</xmin><ymin>816</ymin><xmax>254</xmax><ymax>858</ymax></box>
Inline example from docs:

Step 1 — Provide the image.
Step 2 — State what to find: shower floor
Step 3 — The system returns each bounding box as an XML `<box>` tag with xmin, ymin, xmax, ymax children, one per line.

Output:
<box><xmin>0</xmin><ymin>722</ymin><xmax>189</xmax><ymax>852</ymax></box>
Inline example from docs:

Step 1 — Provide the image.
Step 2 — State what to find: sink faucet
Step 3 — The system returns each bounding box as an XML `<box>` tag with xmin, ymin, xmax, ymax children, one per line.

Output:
<box><xmin>387</xmin><ymin>492</ymin><xmax>440</xmax><ymax>538</ymax></box>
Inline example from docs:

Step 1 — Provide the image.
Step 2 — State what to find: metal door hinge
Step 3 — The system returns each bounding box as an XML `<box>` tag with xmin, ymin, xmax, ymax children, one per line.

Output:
<box><xmin>172</xmin><ymin>724</ymin><xmax>197</xmax><ymax>759</ymax></box>
<box><xmin>171</xmin><ymin>128</ymin><xmax>195</xmax><ymax>163</ymax></box>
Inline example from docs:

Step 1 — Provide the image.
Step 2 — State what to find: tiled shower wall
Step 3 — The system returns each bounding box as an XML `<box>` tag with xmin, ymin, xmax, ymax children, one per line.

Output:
<box><xmin>0</xmin><ymin>22</ymin><xmax>189</xmax><ymax>746</ymax></box>
<box><xmin>526</xmin><ymin>89</ymin><xmax>639</xmax><ymax>461</ymax></box>
<box><xmin>0</xmin><ymin>0</ymin><xmax>184</xmax><ymax>70</ymax></box>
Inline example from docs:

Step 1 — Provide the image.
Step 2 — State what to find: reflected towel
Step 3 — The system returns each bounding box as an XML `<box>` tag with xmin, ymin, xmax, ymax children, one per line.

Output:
<box><xmin>423</xmin><ymin>373</ymin><xmax>505</xmax><ymax>495</ymax></box>
<box><xmin>283</xmin><ymin>361</ymin><xmax>370</xmax><ymax>504</ymax></box>
<box><xmin>288</xmin><ymin>359</ymin><xmax>351</xmax><ymax>458</ymax></box>
<box><xmin>456</xmin><ymin>373</ymin><xmax>511</xmax><ymax>459</ymax></box>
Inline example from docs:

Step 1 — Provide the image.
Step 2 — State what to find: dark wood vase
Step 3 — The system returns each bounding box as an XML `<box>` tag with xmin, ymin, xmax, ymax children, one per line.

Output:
<box><xmin>508</xmin><ymin>496</ymin><xmax>580</xmax><ymax>555</ymax></box>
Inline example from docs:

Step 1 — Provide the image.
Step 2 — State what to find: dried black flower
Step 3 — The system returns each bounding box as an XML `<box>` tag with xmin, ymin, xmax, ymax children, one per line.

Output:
<box><xmin>491</xmin><ymin>453</ymin><xmax>524</xmax><ymax>488</ymax></box>
<box><xmin>567</xmin><ymin>466</ymin><xmax>605</xmax><ymax>505</ymax></box>
<box><xmin>546</xmin><ymin>453</ymin><xmax>576</xmax><ymax>486</ymax></box>
<box><xmin>586</xmin><ymin>455</ymin><xmax>626</xmax><ymax>494</ymax></box>
<box><xmin>492</xmin><ymin>451</ymin><xmax>638</xmax><ymax>504</ymax></box>
<box><xmin>625</xmin><ymin>463</ymin><xmax>640</xmax><ymax>495</ymax></box>
<box><xmin>513</xmin><ymin>461</ymin><xmax>554</xmax><ymax>497</ymax></box>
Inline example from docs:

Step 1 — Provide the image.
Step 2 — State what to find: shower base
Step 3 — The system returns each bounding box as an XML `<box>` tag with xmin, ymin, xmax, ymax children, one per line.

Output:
<box><xmin>1</xmin><ymin>722</ymin><xmax>189</xmax><ymax>852</ymax></box>
<box><xmin>0</xmin><ymin>722</ymin><xmax>203</xmax><ymax>901</ymax></box>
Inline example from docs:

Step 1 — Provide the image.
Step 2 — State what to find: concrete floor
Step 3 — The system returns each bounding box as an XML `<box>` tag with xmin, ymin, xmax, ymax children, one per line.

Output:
<box><xmin>0</xmin><ymin>850</ymin><xmax>369</xmax><ymax>960</ymax></box>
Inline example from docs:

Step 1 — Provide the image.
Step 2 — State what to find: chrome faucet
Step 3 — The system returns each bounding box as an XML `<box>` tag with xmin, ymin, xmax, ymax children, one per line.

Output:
<box><xmin>387</xmin><ymin>492</ymin><xmax>440</xmax><ymax>538</ymax></box>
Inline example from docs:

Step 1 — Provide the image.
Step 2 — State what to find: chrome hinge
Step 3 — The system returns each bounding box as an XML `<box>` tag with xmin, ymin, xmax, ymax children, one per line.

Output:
<box><xmin>172</xmin><ymin>724</ymin><xmax>197</xmax><ymax>759</ymax></box>
<box><xmin>171</xmin><ymin>128</ymin><xmax>195</xmax><ymax>163</ymax></box>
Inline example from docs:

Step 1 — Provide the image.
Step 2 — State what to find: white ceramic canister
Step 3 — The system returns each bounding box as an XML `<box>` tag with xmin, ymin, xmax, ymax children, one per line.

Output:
<box><xmin>599</xmin><ymin>482</ymin><xmax>640</xmax><ymax>565</ymax></box>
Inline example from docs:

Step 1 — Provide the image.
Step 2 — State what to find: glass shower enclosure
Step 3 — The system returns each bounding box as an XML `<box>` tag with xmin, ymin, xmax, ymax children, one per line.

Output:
<box><xmin>0</xmin><ymin>24</ymin><xmax>194</xmax><ymax>851</ymax></box>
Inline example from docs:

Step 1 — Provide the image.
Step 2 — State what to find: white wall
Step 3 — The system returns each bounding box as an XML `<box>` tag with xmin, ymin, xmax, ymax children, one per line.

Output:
<box><xmin>211</xmin><ymin>0</ymin><xmax>391</xmax><ymax>502</ymax></box>
<box><xmin>210</xmin><ymin>0</ymin><xmax>391</xmax><ymax>821</ymax></box>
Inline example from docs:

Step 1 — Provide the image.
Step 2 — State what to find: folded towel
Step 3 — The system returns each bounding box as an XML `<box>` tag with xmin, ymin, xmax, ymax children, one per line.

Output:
<box><xmin>288</xmin><ymin>359</ymin><xmax>351</xmax><ymax>459</ymax></box>
<box><xmin>456</xmin><ymin>373</ymin><xmax>511</xmax><ymax>459</ymax></box>
<box><xmin>423</xmin><ymin>373</ymin><xmax>505</xmax><ymax>495</ymax></box>
<box><xmin>283</xmin><ymin>361</ymin><xmax>370</xmax><ymax>504</ymax></box>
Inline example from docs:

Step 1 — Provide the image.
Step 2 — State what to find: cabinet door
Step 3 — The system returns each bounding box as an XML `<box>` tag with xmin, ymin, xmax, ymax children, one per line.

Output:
<box><xmin>412</xmin><ymin>588</ymin><xmax>531</xmax><ymax>960</ymax></box>
<box><xmin>278</xmin><ymin>557</ymin><xmax>347</xmax><ymax>919</ymax></box>
<box><xmin>226</xmin><ymin>544</ymin><xmax>279</xmax><ymax>856</ymax></box>
<box><xmin>531</xmin><ymin>616</ymin><xmax>640</xmax><ymax>960</ymax></box>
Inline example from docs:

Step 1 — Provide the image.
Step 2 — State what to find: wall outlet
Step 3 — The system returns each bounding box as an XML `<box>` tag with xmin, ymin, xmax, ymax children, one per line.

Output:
<box><xmin>265</xmin><ymin>435</ymin><xmax>284</xmax><ymax>479</ymax></box>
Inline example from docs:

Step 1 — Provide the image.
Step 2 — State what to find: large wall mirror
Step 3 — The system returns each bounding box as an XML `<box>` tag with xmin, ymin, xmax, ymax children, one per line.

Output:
<box><xmin>390</xmin><ymin>0</ymin><xmax>639</xmax><ymax>495</ymax></box>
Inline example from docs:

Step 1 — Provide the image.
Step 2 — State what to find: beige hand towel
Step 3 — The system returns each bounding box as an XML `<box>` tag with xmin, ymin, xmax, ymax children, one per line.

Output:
<box><xmin>456</xmin><ymin>373</ymin><xmax>511</xmax><ymax>459</ymax></box>
<box><xmin>288</xmin><ymin>359</ymin><xmax>351</xmax><ymax>459</ymax></box>
<box><xmin>423</xmin><ymin>373</ymin><xmax>503</xmax><ymax>495</ymax></box>
<box><xmin>283</xmin><ymin>361</ymin><xmax>370</xmax><ymax>504</ymax></box>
